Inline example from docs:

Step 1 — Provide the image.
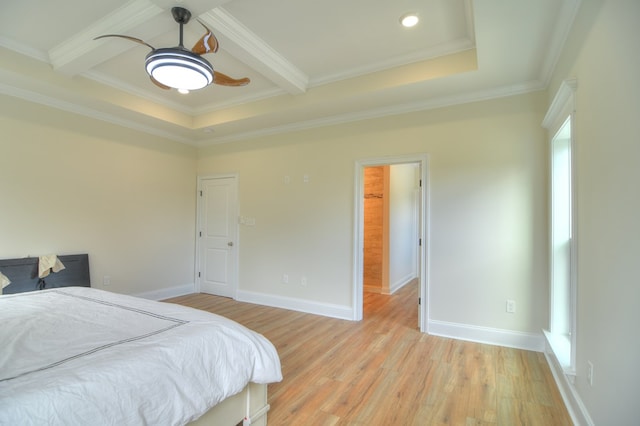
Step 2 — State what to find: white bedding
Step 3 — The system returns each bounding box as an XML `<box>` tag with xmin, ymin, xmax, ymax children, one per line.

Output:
<box><xmin>0</xmin><ymin>287</ymin><xmax>282</xmax><ymax>425</ymax></box>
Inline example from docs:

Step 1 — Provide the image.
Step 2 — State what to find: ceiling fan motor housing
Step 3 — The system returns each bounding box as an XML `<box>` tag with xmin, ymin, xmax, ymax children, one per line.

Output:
<box><xmin>145</xmin><ymin>48</ymin><xmax>214</xmax><ymax>90</ymax></box>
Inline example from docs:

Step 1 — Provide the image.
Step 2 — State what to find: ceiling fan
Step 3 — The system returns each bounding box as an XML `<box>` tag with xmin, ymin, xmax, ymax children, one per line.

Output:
<box><xmin>94</xmin><ymin>6</ymin><xmax>250</xmax><ymax>93</ymax></box>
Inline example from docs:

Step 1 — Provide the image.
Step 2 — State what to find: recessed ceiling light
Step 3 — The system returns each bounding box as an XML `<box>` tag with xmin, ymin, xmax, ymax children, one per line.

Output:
<box><xmin>400</xmin><ymin>13</ymin><xmax>419</xmax><ymax>28</ymax></box>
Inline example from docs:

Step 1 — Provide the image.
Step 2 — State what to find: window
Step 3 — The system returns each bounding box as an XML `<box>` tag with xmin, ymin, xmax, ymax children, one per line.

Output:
<box><xmin>543</xmin><ymin>80</ymin><xmax>577</xmax><ymax>376</ymax></box>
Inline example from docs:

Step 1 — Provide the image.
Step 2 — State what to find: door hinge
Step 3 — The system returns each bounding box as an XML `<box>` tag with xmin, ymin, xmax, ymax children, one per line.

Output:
<box><xmin>419</xmin><ymin>179</ymin><xmax>422</xmax><ymax>187</ymax></box>
<box><xmin>199</xmin><ymin>231</ymin><xmax>202</xmax><ymax>237</ymax></box>
<box><xmin>419</xmin><ymin>238</ymin><xmax>422</xmax><ymax>246</ymax></box>
<box><xmin>418</xmin><ymin>297</ymin><xmax>421</xmax><ymax>305</ymax></box>
<box><xmin>200</xmin><ymin>190</ymin><xmax>203</xmax><ymax>196</ymax></box>
<box><xmin>198</xmin><ymin>272</ymin><xmax>201</xmax><ymax>278</ymax></box>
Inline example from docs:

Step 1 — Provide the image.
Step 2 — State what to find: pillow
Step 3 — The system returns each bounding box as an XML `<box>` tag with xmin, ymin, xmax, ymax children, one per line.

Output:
<box><xmin>0</xmin><ymin>271</ymin><xmax>10</xmax><ymax>293</ymax></box>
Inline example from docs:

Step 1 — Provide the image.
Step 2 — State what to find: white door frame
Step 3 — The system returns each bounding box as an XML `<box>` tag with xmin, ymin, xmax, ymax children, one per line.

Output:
<box><xmin>195</xmin><ymin>173</ymin><xmax>239</xmax><ymax>297</ymax></box>
<box><xmin>353</xmin><ymin>154</ymin><xmax>430</xmax><ymax>332</ymax></box>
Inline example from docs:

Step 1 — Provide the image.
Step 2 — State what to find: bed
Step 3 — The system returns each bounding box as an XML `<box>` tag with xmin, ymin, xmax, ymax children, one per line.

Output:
<box><xmin>0</xmin><ymin>256</ymin><xmax>282</xmax><ymax>426</ymax></box>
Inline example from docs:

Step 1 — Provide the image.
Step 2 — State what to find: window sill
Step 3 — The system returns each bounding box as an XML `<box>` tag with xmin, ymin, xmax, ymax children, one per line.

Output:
<box><xmin>543</xmin><ymin>329</ymin><xmax>575</xmax><ymax>380</ymax></box>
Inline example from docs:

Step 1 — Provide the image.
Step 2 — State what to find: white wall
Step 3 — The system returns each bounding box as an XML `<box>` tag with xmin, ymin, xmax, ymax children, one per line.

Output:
<box><xmin>0</xmin><ymin>95</ymin><xmax>197</xmax><ymax>297</ymax></box>
<box><xmin>388</xmin><ymin>163</ymin><xmax>419</xmax><ymax>293</ymax></box>
<box><xmin>198</xmin><ymin>91</ymin><xmax>549</xmax><ymax>334</ymax></box>
<box><xmin>547</xmin><ymin>0</ymin><xmax>640</xmax><ymax>423</ymax></box>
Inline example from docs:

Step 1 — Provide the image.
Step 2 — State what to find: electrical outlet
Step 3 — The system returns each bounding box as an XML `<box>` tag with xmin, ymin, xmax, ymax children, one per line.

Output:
<box><xmin>103</xmin><ymin>275</ymin><xmax>111</xmax><ymax>286</ymax></box>
<box><xmin>301</xmin><ymin>276</ymin><xmax>308</xmax><ymax>286</ymax></box>
<box><xmin>282</xmin><ymin>274</ymin><xmax>289</xmax><ymax>284</ymax></box>
<box><xmin>506</xmin><ymin>299</ymin><xmax>516</xmax><ymax>313</ymax></box>
<box><xmin>587</xmin><ymin>361</ymin><xmax>594</xmax><ymax>386</ymax></box>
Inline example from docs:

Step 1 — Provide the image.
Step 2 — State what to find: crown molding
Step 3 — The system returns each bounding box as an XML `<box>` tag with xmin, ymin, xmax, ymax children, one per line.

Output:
<box><xmin>2</xmin><ymin>71</ymin><xmax>545</xmax><ymax>148</ymax></box>
<box><xmin>542</xmin><ymin>78</ymin><xmax>577</xmax><ymax>130</ymax></box>
<box><xmin>84</xmin><ymin>68</ymin><xmax>285</xmax><ymax>117</ymax></box>
<box><xmin>83</xmin><ymin>69</ymin><xmax>195</xmax><ymax>115</ymax></box>
<box><xmin>310</xmin><ymin>40</ymin><xmax>475</xmax><ymax>88</ymax></box>
<box><xmin>538</xmin><ymin>0</ymin><xmax>582</xmax><ymax>87</ymax></box>
<box><xmin>0</xmin><ymin>36</ymin><xmax>48</xmax><ymax>63</ymax></box>
<box><xmin>463</xmin><ymin>0</ymin><xmax>476</xmax><ymax>44</ymax></box>
<box><xmin>200</xmin><ymin>80</ymin><xmax>546</xmax><ymax>146</ymax></box>
<box><xmin>192</xmin><ymin>87</ymin><xmax>285</xmax><ymax>115</ymax></box>
<box><xmin>0</xmin><ymin>82</ymin><xmax>192</xmax><ymax>145</ymax></box>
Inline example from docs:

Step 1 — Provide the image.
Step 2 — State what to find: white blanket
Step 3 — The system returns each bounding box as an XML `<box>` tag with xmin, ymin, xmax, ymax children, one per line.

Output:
<box><xmin>0</xmin><ymin>287</ymin><xmax>282</xmax><ymax>425</ymax></box>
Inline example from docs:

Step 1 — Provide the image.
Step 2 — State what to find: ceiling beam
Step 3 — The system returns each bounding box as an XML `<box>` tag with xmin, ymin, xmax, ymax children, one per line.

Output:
<box><xmin>199</xmin><ymin>8</ymin><xmax>308</xmax><ymax>95</ymax></box>
<box><xmin>48</xmin><ymin>0</ymin><xmax>164</xmax><ymax>76</ymax></box>
<box><xmin>47</xmin><ymin>0</ymin><xmax>235</xmax><ymax>77</ymax></box>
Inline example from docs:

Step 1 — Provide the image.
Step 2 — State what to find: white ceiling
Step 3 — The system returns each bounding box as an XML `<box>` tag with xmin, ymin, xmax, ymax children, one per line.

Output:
<box><xmin>0</xmin><ymin>0</ymin><xmax>580</xmax><ymax>146</ymax></box>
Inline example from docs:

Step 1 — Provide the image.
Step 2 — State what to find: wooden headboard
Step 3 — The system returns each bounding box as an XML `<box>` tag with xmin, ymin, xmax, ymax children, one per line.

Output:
<box><xmin>0</xmin><ymin>254</ymin><xmax>90</xmax><ymax>294</ymax></box>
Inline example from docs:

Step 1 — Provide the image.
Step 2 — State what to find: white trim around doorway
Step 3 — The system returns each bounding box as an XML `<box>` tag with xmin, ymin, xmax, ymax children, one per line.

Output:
<box><xmin>353</xmin><ymin>154</ymin><xmax>430</xmax><ymax>332</ymax></box>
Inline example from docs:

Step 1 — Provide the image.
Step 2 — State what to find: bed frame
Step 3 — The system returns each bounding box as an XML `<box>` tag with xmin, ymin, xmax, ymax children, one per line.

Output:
<box><xmin>190</xmin><ymin>382</ymin><xmax>270</xmax><ymax>426</ymax></box>
<box><xmin>0</xmin><ymin>254</ymin><xmax>90</xmax><ymax>293</ymax></box>
<box><xmin>1</xmin><ymin>254</ymin><xmax>272</xmax><ymax>425</ymax></box>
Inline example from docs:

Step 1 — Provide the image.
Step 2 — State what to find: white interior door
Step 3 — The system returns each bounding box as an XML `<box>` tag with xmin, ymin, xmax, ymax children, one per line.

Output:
<box><xmin>198</xmin><ymin>176</ymin><xmax>237</xmax><ymax>298</ymax></box>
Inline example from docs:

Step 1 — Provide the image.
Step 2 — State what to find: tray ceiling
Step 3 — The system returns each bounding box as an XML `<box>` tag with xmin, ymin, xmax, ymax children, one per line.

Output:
<box><xmin>0</xmin><ymin>0</ymin><xmax>580</xmax><ymax>145</ymax></box>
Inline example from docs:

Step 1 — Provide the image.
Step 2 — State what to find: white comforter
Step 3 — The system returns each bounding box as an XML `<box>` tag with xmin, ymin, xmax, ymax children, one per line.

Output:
<box><xmin>0</xmin><ymin>287</ymin><xmax>282</xmax><ymax>425</ymax></box>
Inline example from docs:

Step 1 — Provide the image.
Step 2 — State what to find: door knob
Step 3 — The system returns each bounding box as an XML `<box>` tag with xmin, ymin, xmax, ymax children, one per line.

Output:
<box><xmin>228</xmin><ymin>242</ymin><xmax>233</xmax><ymax>247</ymax></box>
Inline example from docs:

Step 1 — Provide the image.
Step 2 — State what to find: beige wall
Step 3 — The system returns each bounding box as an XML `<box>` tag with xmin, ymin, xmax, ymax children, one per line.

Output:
<box><xmin>198</xmin><ymin>91</ymin><xmax>549</xmax><ymax>333</ymax></box>
<box><xmin>0</xmin><ymin>96</ymin><xmax>197</xmax><ymax>295</ymax></box>
<box><xmin>547</xmin><ymin>0</ymin><xmax>640</xmax><ymax>423</ymax></box>
<box><xmin>388</xmin><ymin>163</ymin><xmax>419</xmax><ymax>292</ymax></box>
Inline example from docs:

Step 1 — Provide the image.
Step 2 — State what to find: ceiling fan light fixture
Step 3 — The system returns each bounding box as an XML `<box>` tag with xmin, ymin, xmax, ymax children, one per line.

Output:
<box><xmin>145</xmin><ymin>48</ymin><xmax>213</xmax><ymax>91</ymax></box>
<box><xmin>400</xmin><ymin>13</ymin><xmax>419</xmax><ymax>28</ymax></box>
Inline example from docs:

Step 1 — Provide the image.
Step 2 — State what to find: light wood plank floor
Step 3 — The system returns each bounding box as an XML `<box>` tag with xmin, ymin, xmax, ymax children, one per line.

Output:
<box><xmin>166</xmin><ymin>282</ymin><xmax>572</xmax><ymax>425</ymax></box>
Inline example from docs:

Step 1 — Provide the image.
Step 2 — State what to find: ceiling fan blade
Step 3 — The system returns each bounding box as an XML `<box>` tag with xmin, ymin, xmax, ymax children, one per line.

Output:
<box><xmin>150</xmin><ymin>76</ymin><xmax>170</xmax><ymax>90</ymax></box>
<box><xmin>213</xmin><ymin>71</ymin><xmax>250</xmax><ymax>87</ymax></box>
<box><xmin>191</xmin><ymin>21</ymin><xmax>219</xmax><ymax>55</ymax></box>
<box><xmin>94</xmin><ymin>34</ymin><xmax>155</xmax><ymax>51</ymax></box>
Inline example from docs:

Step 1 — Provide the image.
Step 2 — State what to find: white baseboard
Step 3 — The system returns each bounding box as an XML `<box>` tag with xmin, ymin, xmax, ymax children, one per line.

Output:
<box><xmin>427</xmin><ymin>319</ymin><xmax>545</xmax><ymax>352</ymax></box>
<box><xmin>543</xmin><ymin>339</ymin><xmax>594</xmax><ymax>425</ymax></box>
<box><xmin>365</xmin><ymin>274</ymin><xmax>417</xmax><ymax>295</ymax></box>
<box><xmin>363</xmin><ymin>285</ymin><xmax>384</xmax><ymax>294</ymax></box>
<box><xmin>389</xmin><ymin>273</ymin><xmax>417</xmax><ymax>294</ymax></box>
<box><xmin>236</xmin><ymin>290</ymin><xmax>354</xmax><ymax>320</ymax></box>
<box><xmin>133</xmin><ymin>283</ymin><xmax>195</xmax><ymax>301</ymax></box>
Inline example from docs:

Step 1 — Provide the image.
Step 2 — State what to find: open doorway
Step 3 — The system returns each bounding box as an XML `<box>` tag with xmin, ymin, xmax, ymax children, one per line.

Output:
<box><xmin>363</xmin><ymin>164</ymin><xmax>418</xmax><ymax>295</ymax></box>
<box><xmin>353</xmin><ymin>155</ymin><xmax>429</xmax><ymax>332</ymax></box>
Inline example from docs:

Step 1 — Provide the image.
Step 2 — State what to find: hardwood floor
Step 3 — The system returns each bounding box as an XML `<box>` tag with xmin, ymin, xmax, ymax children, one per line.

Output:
<box><xmin>166</xmin><ymin>283</ymin><xmax>572</xmax><ymax>425</ymax></box>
